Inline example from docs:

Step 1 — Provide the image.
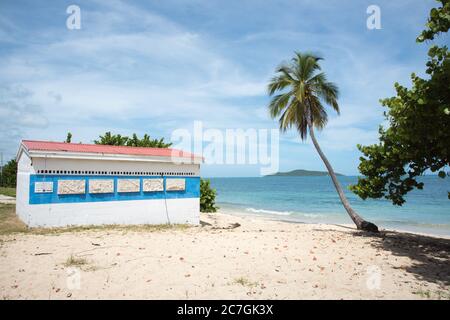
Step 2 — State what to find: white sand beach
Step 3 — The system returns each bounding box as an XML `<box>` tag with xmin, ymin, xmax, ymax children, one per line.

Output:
<box><xmin>0</xmin><ymin>211</ymin><xmax>449</xmax><ymax>300</ymax></box>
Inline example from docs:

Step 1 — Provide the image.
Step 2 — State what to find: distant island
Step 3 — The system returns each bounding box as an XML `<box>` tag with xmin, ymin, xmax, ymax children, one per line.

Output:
<box><xmin>265</xmin><ymin>169</ymin><xmax>344</xmax><ymax>177</ymax></box>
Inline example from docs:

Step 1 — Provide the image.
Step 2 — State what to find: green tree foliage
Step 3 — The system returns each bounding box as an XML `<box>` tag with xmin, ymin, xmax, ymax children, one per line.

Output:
<box><xmin>200</xmin><ymin>179</ymin><xmax>218</xmax><ymax>213</ymax></box>
<box><xmin>0</xmin><ymin>159</ymin><xmax>17</xmax><ymax>188</ymax></box>
<box><xmin>65</xmin><ymin>132</ymin><xmax>72</xmax><ymax>143</ymax></box>
<box><xmin>351</xmin><ymin>0</ymin><xmax>450</xmax><ymax>205</ymax></box>
<box><xmin>94</xmin><ymin>132</ymin><xmax>172</xmax><ymax>148</ymax></box>
<box><xmin>417</xmin><ymin>0</ymin><xmax>450</xmax><ymax>42</ymax></box>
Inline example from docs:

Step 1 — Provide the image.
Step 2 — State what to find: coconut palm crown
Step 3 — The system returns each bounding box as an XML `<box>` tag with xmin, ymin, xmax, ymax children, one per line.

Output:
<box><xmin>268</xmin><ymin>52</ymin><xmax>339</xmax><ymax>139</ymax></box>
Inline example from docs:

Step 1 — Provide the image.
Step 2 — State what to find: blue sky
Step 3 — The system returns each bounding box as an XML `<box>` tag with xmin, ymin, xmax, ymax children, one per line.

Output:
<box><xmin>0</xmin><ymin>0</ymin><xmax>442</xmax><ymax>176</ymax></box>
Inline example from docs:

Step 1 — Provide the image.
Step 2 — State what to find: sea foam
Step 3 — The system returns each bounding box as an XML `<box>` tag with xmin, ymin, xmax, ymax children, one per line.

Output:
<box><xmin>245</xmin><ymin>208</ymin><xmax>292</xmax><ymax>216</ymax></box>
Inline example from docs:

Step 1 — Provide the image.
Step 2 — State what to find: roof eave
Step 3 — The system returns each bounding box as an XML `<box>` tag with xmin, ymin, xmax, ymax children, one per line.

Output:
<box><xmin>16</xmin><ymin>142</ymin><xmax>30</xmax><ymax>162</ymax></box>
<box><xmin>27</xmin><ymin>150</ymin><xmax>203</xmax><ymax>164</ymax></box>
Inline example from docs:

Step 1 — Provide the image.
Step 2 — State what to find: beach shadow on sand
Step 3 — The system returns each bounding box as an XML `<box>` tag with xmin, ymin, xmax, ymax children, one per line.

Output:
<box><xmin>350</xmin><ymin>229</ymin><xmax>450</xmax><ymax>287</ymax></box>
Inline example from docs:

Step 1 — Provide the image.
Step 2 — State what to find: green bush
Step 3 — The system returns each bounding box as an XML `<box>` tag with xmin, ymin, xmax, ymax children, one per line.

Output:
<box><xmin>0</xmin><ymin>159</ymin><xmax>17</xmax><ymax>188</ymax></box>
<box><xmin>200</xmin><ymin>178</ymin><xmax>218</xmax><ymax>213</ymax></box>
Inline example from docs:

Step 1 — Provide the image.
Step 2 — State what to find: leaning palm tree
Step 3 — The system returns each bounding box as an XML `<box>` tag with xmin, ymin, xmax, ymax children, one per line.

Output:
<box><xmin>268</xmin><ymin>52</ymin><xmax>378</xmax><ymax>232</ymax></box>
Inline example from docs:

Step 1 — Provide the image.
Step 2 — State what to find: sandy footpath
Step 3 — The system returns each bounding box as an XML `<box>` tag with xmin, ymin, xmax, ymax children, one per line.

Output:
<box><xmin>0</xmin><ymin>195</ymin><xmax>15</xmax><ymax>205</ymax></box>
<box><xmin>0</xmin><ymin>212</ymin><xmax>449</xmax><ymax>299</ymax></box>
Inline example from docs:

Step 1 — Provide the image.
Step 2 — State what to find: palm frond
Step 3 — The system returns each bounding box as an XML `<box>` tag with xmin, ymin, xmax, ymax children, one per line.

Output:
<box><xmin>268</xmin><ymin>92</ymin><xmax>293</xmax><ymax>118</ymax></box>
<box><xmin>309</xmin><ymin>97</ymin><xmax>328</xmax><ymax>130</ymax></box>
<box><xmin>267</xmin><ymin>74</ymin><xmax>292</xmax><ymax>96</ymax></box>
<box><xmin>275</xmin><ymin>64</ymin><xmax>296</xmax><ymax>82</ymax></box>
<box><xmin>311</xmin><ymin>78</ymin><xmax>340</xmax><ymax>114</ymax></box>
<box><xmin>292</xmin><ymin>52</ymin><xmax>322</xmax><ymax>81</ymax></box>
<box><xmin>295</xmin><ymin>102</ymin><xmax>308</xmax><ymax>140</ymax></box>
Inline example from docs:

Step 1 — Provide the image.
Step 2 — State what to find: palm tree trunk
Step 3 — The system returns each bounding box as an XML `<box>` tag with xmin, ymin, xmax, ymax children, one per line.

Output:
<box><xmin>307</xmin><ymin>121</ymin><xmax>378</xmax><ymax>232</ymax></box>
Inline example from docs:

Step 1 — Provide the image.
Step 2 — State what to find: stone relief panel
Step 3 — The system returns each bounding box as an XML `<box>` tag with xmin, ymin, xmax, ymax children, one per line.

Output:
<box><xmin>58</xmin><ymin>180</ymin><xmax>86</xmax><ymax>195</ymax></box>
<box><xmin>143</xmin><ymin>179</ymin><xmax>164</xmax><ymax>192</ymax></box>
<box><xmin>166</xmin><ymin>178</ymin><xmax>185</xmax><ymax>191</ymax></box>
<box><xmin>117</xmin><ymin>179</ymin><xmax>140</xmax><ymax>193</ymax></box>
<box><xmin>89</xmin><ymin>179</ymin><xmax>114</xmax><ymax>194</ymax></box>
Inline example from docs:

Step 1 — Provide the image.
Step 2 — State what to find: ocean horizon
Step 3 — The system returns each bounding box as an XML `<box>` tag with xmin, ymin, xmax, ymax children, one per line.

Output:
<box><xmin>209</xmin><ymin>176</ymin><xmax>450</xmax><ymax>237</ymax></box>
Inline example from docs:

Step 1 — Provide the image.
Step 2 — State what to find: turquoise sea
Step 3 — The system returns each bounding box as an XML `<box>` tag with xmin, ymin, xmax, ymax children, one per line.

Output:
<box><xmin>209</xmin><ymin>176</ymin><xmax>450</xmax><ymax>236</ymax></box>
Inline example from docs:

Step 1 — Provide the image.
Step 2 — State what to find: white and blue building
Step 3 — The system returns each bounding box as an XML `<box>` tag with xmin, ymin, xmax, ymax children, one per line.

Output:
<box><xmin>16</xmin><ymin>140</ymin><xmax>203</xmax><ymax>227</ymax></box>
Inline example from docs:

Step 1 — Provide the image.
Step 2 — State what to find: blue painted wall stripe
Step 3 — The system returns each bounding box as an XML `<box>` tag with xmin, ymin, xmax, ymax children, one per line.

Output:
<box><xmin>29</xmin><ymin>175</ymin><xmax>200</xmax><ymax>205</ymax></box>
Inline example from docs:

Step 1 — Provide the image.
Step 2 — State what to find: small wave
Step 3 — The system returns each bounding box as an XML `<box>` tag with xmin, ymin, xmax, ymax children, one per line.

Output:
<box><xmin>244</xmin><ymin>208</ymin><xmax>326</xmax><ymax>218</ymax></box>
<box><xmin>245</xmin><ymin>208</ymin><xmax>292</xmax><ymax>216</ymax></box>
<box><xmin>300</xmin><ymin>213</ymin><xmax>325</xmax><ymax>218</ymax></box>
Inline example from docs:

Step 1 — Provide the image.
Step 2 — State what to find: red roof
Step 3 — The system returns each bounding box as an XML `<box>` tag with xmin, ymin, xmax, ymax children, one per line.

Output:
<box><xmin>21</xmin><ymin>140</ymin><xmax>202</xmax><ymax>160</ymax></box>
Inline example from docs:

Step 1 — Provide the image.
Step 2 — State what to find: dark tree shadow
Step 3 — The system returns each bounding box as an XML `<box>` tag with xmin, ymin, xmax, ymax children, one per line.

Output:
<box><xmin>350</xmin><ymin>229</ymin><xmax>450</xmax><ymax>286</ymax></box>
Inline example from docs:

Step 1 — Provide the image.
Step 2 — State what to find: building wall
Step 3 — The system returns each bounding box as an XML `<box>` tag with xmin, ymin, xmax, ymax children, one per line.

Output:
<box><xmin>16</xmin><ymin>152</ymin><xmax>33</xmax><ymax>225</ymax></box>
<box><xmin>17</xmin><ymin>155</ymin><xmax>201</xmax><ymax>227</ymax></box>
<box><xmin>25</xmin><ymin>198</ymin><xmax>199</xmax><ymax>227</ymax></box>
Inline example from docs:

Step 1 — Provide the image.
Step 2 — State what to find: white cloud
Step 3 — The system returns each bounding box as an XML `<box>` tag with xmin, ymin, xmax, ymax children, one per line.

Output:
<box><xmin>0</xmin><ymin>0</ymin><xmax>269</xmax><ymax>160</ymax></box>
<box><xmin>0</xmin><ymin>85</ymin><xmax>49</xmax><ymax>159</ymax></box>
<box><xmin>320</xmin><ymin>127</ymin><xmax>379</xmax><ymax>151</ymax></box>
